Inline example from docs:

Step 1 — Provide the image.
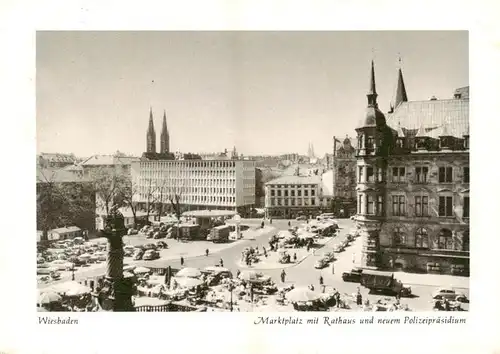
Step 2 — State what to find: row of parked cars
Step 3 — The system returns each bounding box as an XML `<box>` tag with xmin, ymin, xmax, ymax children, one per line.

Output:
<box><xmin>125</xmin><ymin>241</ymin><xmax>168</xmax><ymax>261</ymax></box>
<box><xmin>314</xmin><ymin>229</ymin><xmax>359</xmax><ymax>269</ymax></box>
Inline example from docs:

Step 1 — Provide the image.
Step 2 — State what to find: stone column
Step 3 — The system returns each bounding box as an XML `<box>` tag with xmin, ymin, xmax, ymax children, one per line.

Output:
<box><xmin>98</xmin><ymin>230</ymin><xmax>135</xmax><ymax>312</ymax></box>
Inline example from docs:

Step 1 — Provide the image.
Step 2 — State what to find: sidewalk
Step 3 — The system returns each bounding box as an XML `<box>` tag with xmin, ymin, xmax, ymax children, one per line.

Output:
<box><xmin>393</xmin><ymin>272</ymin><xmax>469</xmax><ymax>289</ymax></box>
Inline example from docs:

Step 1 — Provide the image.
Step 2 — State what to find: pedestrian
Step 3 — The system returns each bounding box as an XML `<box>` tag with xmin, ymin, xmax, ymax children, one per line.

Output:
<box><xmin>309</xmin><ymin>284</ymin><xmax>315</xmax><ymax>291</ymax></box>
<box><xmin>261</xmin><ymin>221</ymin><xmax>264</xmax><ymax>229</ymax></box>
<box><xmin>236</xmin><ymin>269</ymin><xmax>241</xmax><ymax>278</ymax></box>
<box><xmin>444</xmin><ymin>298</ymin><xmax>450</xmax><ymax>311</ymax></box>
<box><xmin>331</xmin><ymin>263</ymin><xmax>335</xmax><ymax>275</ymax></box>
<box><xmin>293</xmin><ymin>253</ymin><xmax>297</xmax><ymax>262</ymax></box>
<box><xmin>306</xmin><ymin>244</ymin><xmax>310</xmax><ymax>252</ymax></box>
<box><xmin>205</xmin><ymin>248</ymin><xmax>209</xmax><ymax>257</ymax></box>
<box><xmin>335</xmin><ymin>291</ymin><xmax>341</xmax><ymax>308</ymax></box>
<box><xmin>356</xmin><ymin>289</ymin><xmax>363</xmax><ymax>306</ymax></box>
<box><xmin>352</xmin><ymin>252</ymin><xmax>356</xmax><ymax>264</ymax></box>
<box><xmin>288</xmin><ymin>221</ymin><xmax>291</xmax><ymax>227</ymax></box>
<box><xmin>219</xmin><ymin>258</ymin><xmax>224</xmax><ymax>267</ymax></box>
<box><xmin>319</xmin><ymin>275</ymin><xmax>324</xmax><ymax>286</ymax></box>
<box><xmin>280</xmin><ymin>269</ymin><xmax>286</xmax><ymax>283</ymax></box>
<box><xmin>270</xmin><ymin>218</ymin><xmax>273</xmax><ymax>224</ymax></box>
<box><xmin>180</xmin><ymin>256</ymin><xmax>184</xmax><ymax>266</ymax></box>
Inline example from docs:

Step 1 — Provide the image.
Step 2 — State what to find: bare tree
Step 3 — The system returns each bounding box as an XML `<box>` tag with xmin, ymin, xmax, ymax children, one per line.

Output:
<box><xmin>88</xmin><ymin>167</ymin><xmax>129</xmax><ymax>228</ymax></box>
<box><xmin>120</xmin><ymin>180</ymin><xmax>141</xmax><ymax>228</ymax></box>
<box><xmin>165</xmin><ymin>171</ymin><xmax>188</xmax><ymax>240</ymax></box>
<box><xmin>36</xmin><ymin>169</ymin><xmax>94</xmax><ymax>242</ymax></box>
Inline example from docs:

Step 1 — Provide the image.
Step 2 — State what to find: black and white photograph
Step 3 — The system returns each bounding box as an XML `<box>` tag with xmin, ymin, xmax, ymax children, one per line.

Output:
<box><xmin>35</xmin><ymin>31</ymin><xmax>470</xmax><ymax>313</ymax></box>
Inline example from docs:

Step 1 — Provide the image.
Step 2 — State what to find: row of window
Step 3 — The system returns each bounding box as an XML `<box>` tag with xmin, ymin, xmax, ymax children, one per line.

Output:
<box><xmin>137</xmin><ymin>195</ymin><xmax>237</xmax><ymax>204</ymax></box>
<box><xmin>142</xmin><ymin>161</ymin><xmax>239</xmax><ymax>168</ymax></box>
<box><xmin>268</xmin><ymin>184</ymin><xmax>317</xmax><ymax>189</ymax></box>
<box><xmin>269</xmin><ymin>198</ymin><xmax>317</xmax><ymax>206</ymax></box>
<box><xmin>358</xmin><ymin>166</ymin><xmax>470</xmax><ymax>184</ymax></box>
<box><xmin>138</xmin><ymin>178</ymin><xmax>237</xmax><ymax>187</ymax></box>
<box><xmin>270</xmin><ymin>189</ymin><xmax>316</xmax><ymax>197</ymax></box>
<box><xmin>391</xmin><ymin>227</ymin><xmax>469</xmax><ymax>251</ymax></box>
<box><xmin>358</xmin><ymin>195</ymin><xmax>469</xmax><ymax>218</ymax></box>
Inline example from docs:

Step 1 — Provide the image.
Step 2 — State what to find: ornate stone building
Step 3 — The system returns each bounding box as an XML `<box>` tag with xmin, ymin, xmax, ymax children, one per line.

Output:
<box><xmin>356</xmin><ymin>61</ymin><xmax>469</xmax><ymax>276</ymax></box>
<box><xmin>332</xmin><ymin>136</ymin><xmax>357</xmax><ymax>217</ymax></box>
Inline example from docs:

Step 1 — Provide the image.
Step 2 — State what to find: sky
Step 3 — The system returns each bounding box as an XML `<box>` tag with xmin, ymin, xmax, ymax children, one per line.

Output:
<box><xmin>36</xmin><ymin>31</ymin><xmax>468</xmax><ymax>157</ymax></box>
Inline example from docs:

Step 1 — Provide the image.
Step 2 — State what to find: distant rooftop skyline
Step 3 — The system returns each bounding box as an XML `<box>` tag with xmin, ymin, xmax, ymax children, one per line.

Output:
<box><xmin>37</xmin><ymin>31</ymin><xmax>468</xmax><ymax>157</ymax></box>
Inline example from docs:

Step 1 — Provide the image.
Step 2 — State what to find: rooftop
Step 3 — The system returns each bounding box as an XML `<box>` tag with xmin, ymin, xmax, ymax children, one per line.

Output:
<box><xmin>38</xmin><ymin>153</ymin><xmax>76</xmax><ymax>163</ymax></box>
<box><xmin>387</xmin><ymin>97</ymin><xmax>469</xmax><ymax>138</ymax></box>
<box><xmin>36</xmin><ymin>168</ymin><xmax>85</xmax><ymax>183</ymax></box>
<box><xmin>51</xmin><ymin>226</ymin><xmax>81</xmax><ymax>234</ymax></box>
<box><xmin>81</xmin><ymin>155</ymin><xmax>138</xmax><ymax>166</ymax></box>
<box><xmin>266</xmin><ymin>175</ymin><xmax>321</xmax><ymax>185</ymax></box>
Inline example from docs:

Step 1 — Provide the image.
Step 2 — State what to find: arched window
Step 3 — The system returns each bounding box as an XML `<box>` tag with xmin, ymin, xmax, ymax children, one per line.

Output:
<box><xmin>437</xmin><ymin>228</ymin><xmax>453</xmax><ymax>250</ymax></box>
<box><xmin>463</xmin><ymin>229</ymin><xmax>469</xmax><ymax>251</ymax></box>
<box><xmin>393</xmin><ymin>227</ymin><xmax>406</xmax><ymax>246</ymax></box>
<box><xmin>415</xmin><ymin>227</ymin><xmax>429</xmax><ymax>248</ymax></box>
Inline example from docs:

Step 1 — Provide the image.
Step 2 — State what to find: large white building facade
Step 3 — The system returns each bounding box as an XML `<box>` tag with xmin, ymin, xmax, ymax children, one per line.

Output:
<box><xmin>131</xmin><ymin>159</ymin><xmax>256</xmax><ymax>215</ymax></box>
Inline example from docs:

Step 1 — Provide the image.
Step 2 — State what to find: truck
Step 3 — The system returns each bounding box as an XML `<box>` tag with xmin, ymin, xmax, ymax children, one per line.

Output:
<box><xmin>360</xmin><ymin>269</ymin><xmax>412</xmax><ymax>297</ymax></box>
<box><xmin>207</xmin><ymin>225</ymin><xmax>230</xmax><ymax>243</ymax></box>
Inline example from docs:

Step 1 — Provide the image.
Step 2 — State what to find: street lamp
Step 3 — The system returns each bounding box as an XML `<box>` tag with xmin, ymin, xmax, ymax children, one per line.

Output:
<box><xmin>71</xmin><ymin>265</ymin><xmax>75</xmax><ymax>281</ymax></box>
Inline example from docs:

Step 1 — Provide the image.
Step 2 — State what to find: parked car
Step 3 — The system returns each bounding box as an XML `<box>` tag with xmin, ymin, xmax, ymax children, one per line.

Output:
<box><xmin>314</xmin><ymin>258</ymin><xmax>329</xmax><ymax>269</ymax></box>
<box><xmin>155</xmin><ymin>241</ymin><xmax>168</xmax><ymax>249</ymax></box>
<box><xmin>123</xmin><ymin>246</ymin><xmax>135</xmax><ymax>257</ymax></box>
<box><xmin>322</xmin><ymin>252</ymin><xmax>335</xmax><ymax>262</ymax></box>
<box><xmin>143</xmin><ymin>250</ymin><xmax>160</xmax><ymax>261</ymax></box>
<box><xmin>143</xmin><ymin>243</ymin><xmax>157</xmax><ymax>251</ymax></box>
<box><xmin>342</xmin><ymin>267</ymin><xmax>363</xmax><ymax>283</ymax></box>
<box><xmin>153</xmin><ymin>231</ymin><xmax>166</xmax><ymax>239</ymax></box>
<box><xmin>50</xmin><ymin>260</ymin><xmax>75</xmax><ymax>271</ymax></box>
<box><xmin>333</xmin><ymin>244</ymin><xmax>344</xmax><ymax>253</ymax></box>
<box><xmin>296</xmin><ymin>216</ymin><xmax>307</xmax><ymax>221</ymax></box>
<box><xmin>432</xmin><ymin>288</ymin><xmax>468</xmax><ymax>302</ymax></box>
<box><xmin>133</xmin><ymin>249</ymin><xmax>145</xmax><ymax>260</ymax></box>
<box><xmin>127</xmin><ymin>228</ymin><xmax>138</xmax><ymax>235</ymax></box>
<box><xmin>94</xmin><ymin>251</ymin><xmax>107</xmax><ymax>261</ymax></box>
<box><xmin>68</xmin><ymin>256</ymin><xmax>87</xmax><ymax>266</ymax></box>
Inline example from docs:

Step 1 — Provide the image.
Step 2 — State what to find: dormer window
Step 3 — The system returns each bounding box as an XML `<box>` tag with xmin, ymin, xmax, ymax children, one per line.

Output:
<box><xmin>415</xmin><ymin>137</ymin><xmax>428</xmax><ymax>151</ymax></box>
<box><xmin>439</xmin><ymin>136</ymin><xmax>452</xmax><ymax>150</ymax></box>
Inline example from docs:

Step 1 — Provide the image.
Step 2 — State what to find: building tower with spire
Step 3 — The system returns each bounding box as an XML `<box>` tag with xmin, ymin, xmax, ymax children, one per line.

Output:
<box><xmin>146</xmin><ymin>107</ymin><xmax>156</xmax><ymax>153</ymax></box>
<box><xmin>160</xmin><ymin>110</ymin><xmax>170</xmax><ymax>154</ymax></box>
<box><xmin>388</xmin><ymin>57</ymin><xmax>409</xmax><ymax>113</ymax></box>
<box><xmin>355</xmin><ymin>60</ymin><xmax>393</xmax><ymax>269</ymax></box>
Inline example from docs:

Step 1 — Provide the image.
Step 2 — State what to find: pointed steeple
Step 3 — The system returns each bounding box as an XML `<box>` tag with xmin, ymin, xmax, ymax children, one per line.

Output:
<box><xmin>367</xmin><ymin>60</ymin><xmax>378</xmax><ymax>107</ymax></box>
<box><xmin>146</xmin><ymin>107</ymin><xmax>156</xmax><ymax>153</ymax></box>
<box><xmin>416</xmin><ymin>122</ymin><xmax>427</xmax><ymax>138</ymax></box>
<box><xmin>439</xmin><ymin>120</ymin><xmax>452</xmax><ymax>137</ymax></box>
<box><xmin>394</xmin><ymin>59</ymin><xmax>408</xmax><ymax>108</ymax></box>
<box><xmin>358</xmin><ymin>60</ymin><xmax>385</xmax><ymax>129</ymax></box>
<box><xmin>160</xmin><ymin>109</ymin><xmax>170</xmax><ymax>153</ymax></box>
<box><xmin>396</xmin><ymin>121</ymin><xmax>405</xmax><ymax>138</ymax></box>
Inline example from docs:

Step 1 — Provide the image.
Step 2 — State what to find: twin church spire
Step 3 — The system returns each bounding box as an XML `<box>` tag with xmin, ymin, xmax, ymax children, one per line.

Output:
<box><xmin>146</xmin><ymin>108</ymin><xmax>170</xmax><ymax>154</ymax></box>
